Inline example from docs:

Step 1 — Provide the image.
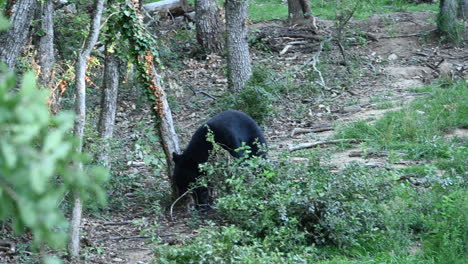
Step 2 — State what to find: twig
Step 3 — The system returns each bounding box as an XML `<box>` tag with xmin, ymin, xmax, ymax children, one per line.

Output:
<box><xmin>348</xmin><ymin>150</ymin><xmax>389</xmax><ymax>158</ymax></box>
<box><xmin>290</xmin><ymin>126</ymin><xmax>334</xmax><ymax>137</ymax></box>
<box><xmin>289</xmin><ymin>139</ymin><xmax>365</xmax><ymax>152</ymax></box>
<box><xmin>0</xmin><ymin>178</ymin><xmax>18</xmax><ymax>202</ymax></box>
<box><xmin>103</xmin><ymin>221</ymin><xmax>134</xmax><ymax>226</ymax></box>
<box><xmin>169</xmin><ymin>187</ymin><xmax>196</xmax><ymax>221</ymax></box>
<box><xmin>199</xmin><ymin>91</ymin><xmax>217</xmax><ymax>100</ymax></box>
<box><xmin>335</xmin><ymin>39</ymin><xmax>348</xmax><ymax>68</ymax></box>
<box><xmin>95</xmin><ymin>235</ymin><xmax>150</xmax><ymax>243</ymax></box>
<box><xmin>277</xmin><ymin>38</ymin><xmax>331</xmax><ymax>90</ymax></box>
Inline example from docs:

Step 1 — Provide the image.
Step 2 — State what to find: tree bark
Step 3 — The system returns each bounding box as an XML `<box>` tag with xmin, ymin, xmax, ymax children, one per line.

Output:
<box><xmin>195</xmin><ymin>0</ymin><xmax>223</xmax><ymax>53</ymax></box>
<box><xmin>438</xmin><ymin>0</ymin><xmax>465</xmax><ymax>42</ymax></box>
<box><xmin>225</xmin><ymin>0</ymin><xmax>251</xmax><ymax>92</ymax></box>
<box><xmin>460</xmin><ymin>0</ymin><xmax>468</xmax><ymax>20</ymax></box>
<box><xmin>131</xmin><ymin>0</ymin><xmax>180</xmax><ymax>196</ymax></box>
<box><xmin>98</xmin><ymin>51</ymin><xmax>120</xmax><ymax>168</ymax></box>
<box><xmin>36</xmin><ymin>0</ymin><xmax>58</xmax><ymax>112</ymax></box>
<box><xmin>0</xmin><ymin>0</ymin><xmax>36</xmax><ymax>69</ymax></box>
<box><xmin>288</xmin><ymin>0</ymin><xmax>311</xmax><ymax>24</ymax></box>
<box><xmin>69</xmin><ymin>0</ymin><xmax>105</xmax><ymax>258</ymax></box>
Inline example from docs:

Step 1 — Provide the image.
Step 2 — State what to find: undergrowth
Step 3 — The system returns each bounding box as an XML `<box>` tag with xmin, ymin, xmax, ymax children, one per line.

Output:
<box><xmin>153</xmin><ymin>81</ymin><xmax>467</xmax><ymax>263</ymax></box>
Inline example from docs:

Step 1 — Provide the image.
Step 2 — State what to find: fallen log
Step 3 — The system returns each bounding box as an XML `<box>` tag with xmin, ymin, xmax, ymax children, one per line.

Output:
<box><xmin>290</xmin><ymin>126</ymin><xmax>334</xmax><ymax>137</ymax></box>
<box><xmin>143</xmin><ymin>0</ymin><xmax>188</xmax><ymax>13</ymax></box>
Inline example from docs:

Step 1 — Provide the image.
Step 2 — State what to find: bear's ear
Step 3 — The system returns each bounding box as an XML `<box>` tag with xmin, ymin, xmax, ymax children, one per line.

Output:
<box><xmin>172</xmin><ymin>152</ymin><xmax>182</xmax><ymax>162</ymax></box>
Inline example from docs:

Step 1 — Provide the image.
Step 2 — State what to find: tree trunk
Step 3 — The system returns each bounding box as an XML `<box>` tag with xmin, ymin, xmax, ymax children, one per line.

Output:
<box><xmin>460</xmin><ymin>0</ymin><xmax>468</xmax><ymax>20</ymax></box>
<box><xmin>69</xmin><ymin>0</ymin><xmax>105</xmax><ymax>258</ymax></box>
<box><xmin>36</xmin><ymin>0</ymin><xmax>58</xmax><ymax>112</ymax></box>
<box><xmin>438</xmin><ymin>0</ymin><xmax>464</xmax><ymax>42</ymax></box>
<box><xmin>195</xmin><ymin>0</ymin><xmax>223</xmax><ymax>53</ymax></box>
<box><xmin>0</xmin><ymin>0</ymin><xmax>36</xmax><ymax>69</ymax></box>
<box><xmin>130</xmin><ymin>0</ymin><xmax>181</xmax><ymax>196</ymax></box>
<box><xmin>225</xmin><ymin>0</ymin><xmax>251</xmax><ymax>92</ymax></box>
<box><xmin>98</xmin><ymin>51</ymin><xmax>120</xmax><ymax>168</ymax></box>
<box><xmin>288</xmin><ymin>0</ymin><xmax>310</xmax><ymax>24</ymax></box>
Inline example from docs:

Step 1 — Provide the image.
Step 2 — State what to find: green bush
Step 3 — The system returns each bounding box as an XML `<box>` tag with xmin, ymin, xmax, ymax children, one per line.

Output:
<box><xmin>155</xmin><ymin>142</ymin><xmax>466</xmax><ymax>262</ymax></box>
<box><xmin>217</xmin><ymin>67</ymin><xmax>276</xmax><ymax>123</ymax></box>
<box><xmin>0</xmin><ymin>68</ymin><xmax>108</xmax><ymax>251</ymax></box>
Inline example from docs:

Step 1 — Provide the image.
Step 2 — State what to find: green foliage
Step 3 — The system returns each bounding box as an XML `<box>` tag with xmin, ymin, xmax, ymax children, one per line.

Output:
<box><xmin>336</xmin><ymin>82</ymin><xmax>468</xmax><ymax>161</ymax></box>
<box><xmin>0</xmin><ymin>69</ymin><xmax>108</xmax><ymax>251</ymax></box>
<box><xmin>421</xmin><ymin>189</ymin><xmax>468</xmax><ymax>263</ymax></box>
<box><xmin>245</xmin><ymin>0</ymin><xmax>437</xmax><ymax>22</ymax></box>
<box><xmin>216</xmin><ymin>66</ymin><xmax>277</xmax><ymax>123</ymax></box>
<box><xmin>55</xmin><ymin>8</ymin><xmax>90</xmax><ymax>59</ymax></box>
<box><xmin>106</xmin><ymin>121</ymin><xmax>170</xmax><ymax>213</ymax></box>
<box><xmin>309</xmin><ymin>0</ymin><xmax>438</xmax><ymax>20</ymax></box>
<box><xmin>248</xmin><ymin>0</ymin><xmax>288</xmax><ymax>22</ymax></box>
<box><xmin>155</xmin><ymin>79</ymin><xmax>467</xmax><ymax>263</ymax></box>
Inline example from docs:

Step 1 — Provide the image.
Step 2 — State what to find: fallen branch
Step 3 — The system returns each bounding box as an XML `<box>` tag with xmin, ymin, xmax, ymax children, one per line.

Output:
<box><xmin>95</xmin><ymin>235</ymin><xmax>150</xmax><ymax>243</ymax></box>
<box><xmin>103</xmin><ymin>221</ymin><xmax>133</xmax><ymax>226</ymax></box>
<box><xmin>290</xmin><ymin>126</ymin><xmax>334</xmax><ymax>137</ymax></box>
<box><xmin>277</xmin><ymin>37</ymin><xmax>331</xmax><ymax>89</ymax></box>
<box><xmin>349</xmin><ymin>150</ymin><xmax>389</xmax><ymax>158</ymax></box>
<box><xmin>289</xmin><ymin>138</ymin><xmax>365</xmax><ymax>152</ymax></box>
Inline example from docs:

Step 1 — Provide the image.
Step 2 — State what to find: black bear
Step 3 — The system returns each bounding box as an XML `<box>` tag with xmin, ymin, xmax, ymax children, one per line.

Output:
<box><xmin>172</xmin><ymin>110</ymin><xmax>267</xmax><ymax>208</ymax></box>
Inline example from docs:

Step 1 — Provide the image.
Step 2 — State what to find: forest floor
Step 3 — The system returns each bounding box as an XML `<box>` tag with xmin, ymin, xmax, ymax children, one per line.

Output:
<box><xmin>2</xmin><ymin>9</ymin><xmax>466</xmax><ymax>264</ymax></box>
<box><xmin>81</xmin><ymin>10</ymin><xmax>467</xmax><ymax>264</ymax></box>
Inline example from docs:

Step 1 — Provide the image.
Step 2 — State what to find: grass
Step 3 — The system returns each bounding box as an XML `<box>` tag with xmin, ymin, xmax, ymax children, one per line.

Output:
<box><xmin>336</xmin><ymin>81</ymin><xmax>468</xmax><ymax>164</ymax></box>
<box><xmin>145</xmin><ymin>0</ymin><xmax>438</xmax><ymax>22</ymax></box>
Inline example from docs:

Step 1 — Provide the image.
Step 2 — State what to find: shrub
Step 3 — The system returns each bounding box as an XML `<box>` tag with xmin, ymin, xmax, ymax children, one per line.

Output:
<box><xmin>0</xmin><ymin>69</ymin><xmax>108</xmax><ymax>254</ymax></box>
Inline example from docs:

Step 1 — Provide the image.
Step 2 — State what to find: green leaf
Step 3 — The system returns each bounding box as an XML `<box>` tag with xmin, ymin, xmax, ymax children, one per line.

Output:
<box><xmin>43</xmin><ymin>130</ymin><xmax>63</xmax><ymax>153</ymax></box>
<box><xmin>42</xmin><ymin>256</ymin><xmax>63</xmax><ymax>264</ymax></box>
<box><xmin>0</xmin><ymin>15</ymin><xmax>9</xmax><ymax>31</ymax></box>
<box><xmin>20</xmin><ymin>72</ymin><xmax>36</xmax><ymax>94</ymax></box>
<box><xmin>18</xmin><ymin>199</ymin><xmax>36</xmax><ymax>227</ymax></box>
<box><xmin>30</xmin><ymin>163</ymin><xmax>45</xmax><ymax>194</ymax></box>
<box><xmin>1</xmin><ymin>140</ymin><xmax>17</xmax><ymax>168</ymax></box>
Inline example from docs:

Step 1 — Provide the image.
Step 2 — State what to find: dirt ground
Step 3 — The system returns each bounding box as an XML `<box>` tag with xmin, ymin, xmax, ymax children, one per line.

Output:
<box><xmin>1</xmin><ymin>10</ymin><xmax>467</xmax><ymax>264</ymax></box>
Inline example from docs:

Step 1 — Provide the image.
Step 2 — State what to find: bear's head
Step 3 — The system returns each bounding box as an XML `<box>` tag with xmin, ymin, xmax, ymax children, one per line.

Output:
<box><xmin>172</xmin><ymin>152</ymin><xmax>199</xmax><ymax>196</ymax></box>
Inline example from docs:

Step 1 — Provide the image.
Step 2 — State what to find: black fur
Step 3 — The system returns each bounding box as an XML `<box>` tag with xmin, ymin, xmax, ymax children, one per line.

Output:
<box><xmin>172</xmin><ymin>110</ymin><xmax>267</xmax><ymax>207</ymax></box>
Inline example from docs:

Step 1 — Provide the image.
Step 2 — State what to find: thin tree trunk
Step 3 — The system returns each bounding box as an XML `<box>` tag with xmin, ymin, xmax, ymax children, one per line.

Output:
<box><xmin>225</xmin><ymin>0</ymin><xmax>251</xmax><ymax>92</ymax></box>
<box><xmin>98</xmin><ymin>51</ymin><xmax>120</xmax><ymax>168</ymax></box>
<box><xmin>130</xmin><ymin>0</ymin><xmax>180</xmax><ymax>195</ymax></box>
<box><xmin>36</xmin><ymin>0</ymin><xmax>58</xmax><ymax>112</ymax></box>
<box><xmin>195</xmin><ymin>0</ymin><xmax>223</xmax><ymax>53</ymax></box>
<box><xmin>438</xmin><ymin>0</ymin><xmax>463</xmax><ymax>42</ymax></box>
<box><xmin>69</xmin><ymin>0</ymin><xmax>105</xmax><ymax>258</ymax></box>
<box><xmin>0</xmin><ymin>0</ymin><xmax>36</xmax><ymax>69</ymax></box>
<box><xmin>288</xmin><ymin>0</ymin><xmax>310</xmax><ymax>24</ymax></box>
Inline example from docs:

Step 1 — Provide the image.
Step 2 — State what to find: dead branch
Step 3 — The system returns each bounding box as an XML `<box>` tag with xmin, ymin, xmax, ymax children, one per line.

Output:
<box><xmin>103</xmin><ymin>221</ymin><xmax>134</xmax><ymax>226</ymax></box>
<box><xmin>290</xmin><ymin>126</ymin><xmax>334</xmax><ymax>137</ymax></box>
<box><xmin>378</xmin><ymin>29</ymin><xmax>437</xmax><ymax>39</ymax></box>
<box><xmin>348</xmin><ymin>150</ymin><xmax>389</xmax><ymax>158</ymax></box>
<box><xmin>199</xmin><ymin>91</ymin><xmax>217</xmax><ymax>100</ymax></box>
<box><xmin>95</xmin><ymin>236</ymin><xmax>150</xmax><ymax>243</ymax></box>
<box><xmin>289</xmin><ymin>138</ymin><xmax>365</xmax><ymax>152</ymax></box>
<box><xmin>277</xmin><ymin>37</ymin><xmax>331</xmax><ymax>88</ymax></box>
